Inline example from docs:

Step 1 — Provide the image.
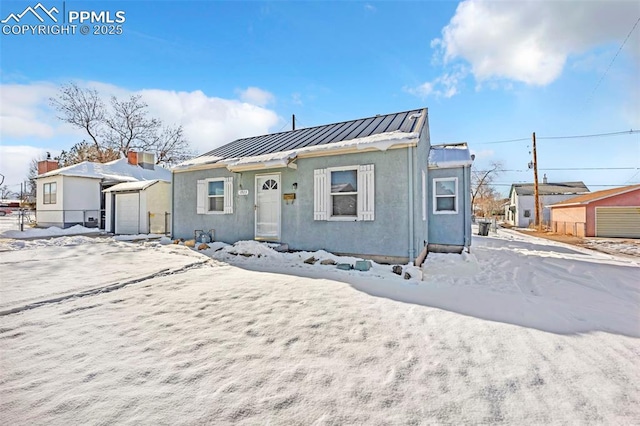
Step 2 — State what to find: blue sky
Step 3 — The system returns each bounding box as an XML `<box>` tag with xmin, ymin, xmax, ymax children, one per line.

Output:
<box><xmin>1</xmin><ymin>0</ymin><xmax>639</xmax><ymax>196</ymax></box>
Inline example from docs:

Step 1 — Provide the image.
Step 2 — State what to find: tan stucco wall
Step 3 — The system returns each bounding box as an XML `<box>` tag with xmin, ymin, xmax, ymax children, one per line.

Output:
<box><xmin>551</xmin><ymin>206</ymin><xmax>586</xmax><ymax>236</ymax></box>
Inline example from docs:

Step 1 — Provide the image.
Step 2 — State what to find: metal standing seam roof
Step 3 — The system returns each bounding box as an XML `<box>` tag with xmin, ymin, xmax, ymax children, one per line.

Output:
<box><xmin>512</xmin><ymin>182</ymin><xmax>590</xmax><ymax>196</ymax></box>
<box><xmin>198</xmin><ymin>108</ymin><xmax>426</xmax><ymax>161</ymax></box>
<box><xmin>549</xmin><ymin>184</ymin><xmax>640</xmax><ymax>207</ymax></box>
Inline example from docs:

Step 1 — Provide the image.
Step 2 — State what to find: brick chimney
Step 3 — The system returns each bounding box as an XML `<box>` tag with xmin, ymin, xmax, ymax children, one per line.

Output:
<box><xmin>37</xmin><ymin>160</ymin><xmax>59</xmax><ymax>175</ymax></box>
<box><xmin>127</xmin><ymin>151</ymin><xmax>138</xmax><ymax>166</ymax></box>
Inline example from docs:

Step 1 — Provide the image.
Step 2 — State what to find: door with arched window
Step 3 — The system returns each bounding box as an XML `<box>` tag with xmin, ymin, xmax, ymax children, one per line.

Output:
<box><xmin>255</xmin><ymin>174</ymin><xmax>281</xmax><ymax>240</ymax></box>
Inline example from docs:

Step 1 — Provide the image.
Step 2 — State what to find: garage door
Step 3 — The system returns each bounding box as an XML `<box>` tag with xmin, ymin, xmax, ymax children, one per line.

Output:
<box><xmin>115</xmin><ymin>193</ymin><xmax>140</xmax><ymax>234</ymax></box>
<box><xmin>595</xmin><ymin>207</ymin><xmax>640</xmax><ymax>238</ymax></box>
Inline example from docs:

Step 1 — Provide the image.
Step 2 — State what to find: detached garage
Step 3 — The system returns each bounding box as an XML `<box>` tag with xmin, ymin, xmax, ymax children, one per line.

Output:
<box><xmin>104</xmin><ymin>180</ymin><xmax>172</xmax><ymax>235</ymax></box>
<box><xmin>549</xmin><ymin>184</ymin><xmax>640</xmax><ymax>238</ymax></box>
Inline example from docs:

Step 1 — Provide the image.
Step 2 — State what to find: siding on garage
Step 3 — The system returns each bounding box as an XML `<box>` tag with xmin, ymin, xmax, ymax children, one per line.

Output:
<box><xmin>146</xmin><ymin>182</ymin><xmax>172</xmax><ymax>234</ymax></box>
<box><xmin>595</xmin><ymin>207</ymin><xmax>640</xmax><ymax>238</ymax></box>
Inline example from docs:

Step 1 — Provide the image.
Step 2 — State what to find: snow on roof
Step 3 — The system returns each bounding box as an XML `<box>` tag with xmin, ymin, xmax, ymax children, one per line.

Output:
<box><xmin>173</xmin><ymin>155</ymin><xmax>224</xmax><ymax>168</ymax></box>
<box><xmin>37</xmin><ymin>158</ymin><xmax>171</xmax><ymax>183</ymax></box>
<box><xmin>175</xmin><ymin>130</ymin><xmax>420</xmax><ymax>171</ymax></box>
<box><xmin>549</xmin><ymin>184</ymin><xmax>640</xmax><ymax>207</ymax></box>
<box><xmin>428</xmin><ymin>143</ymin><xmax>473</xmax><ymax>168</ymax></box>
<box><xmin>103</xmin><ymin>180</ymin><xmax>162</xmax><ymax>193</ymax></box>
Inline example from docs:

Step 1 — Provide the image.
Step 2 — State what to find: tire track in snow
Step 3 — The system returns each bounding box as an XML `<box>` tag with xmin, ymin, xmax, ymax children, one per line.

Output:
<box><xmin>0</xmin><ymin>260</ymin><xmax>212</xmax><ymax>317</ymax></box>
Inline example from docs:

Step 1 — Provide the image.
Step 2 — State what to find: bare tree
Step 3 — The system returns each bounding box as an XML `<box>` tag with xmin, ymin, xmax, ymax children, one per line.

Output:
<box><xmin>104</xmin><ymin>94</ymin><xmax>159</xmax><ymax>157</ymax></box>
<box><xmin>50</xmin><ymin>83</ymin><xmax>107</xmax><ymax>161</ymax></box>
<box><xmin>50</xmin><ymin>82</ymin><xmax>193</xmax><ymax>166</ymax></box>
<box><xmin>56</xmin><ymin>141</ymin><xmax>119</xmax><ymax>167</ymax></box>
<box><xmin>471</xmin><ymin>161</ymin><xmax>503</xmax><ymax>218</ymax></box>
<box><xmin>152</xmin><ymin>126</ymin><xmax>192</xmax><ymax>165</ymax></box>
<box><xmin>0</xmin><ymin>185</ymin><xmax>18</xmax><ymax>199</ymax></box>
<box><xmin>26</xmin><ymin>155</ymin><xmax>50</xmax><ymax>202</ymax></box>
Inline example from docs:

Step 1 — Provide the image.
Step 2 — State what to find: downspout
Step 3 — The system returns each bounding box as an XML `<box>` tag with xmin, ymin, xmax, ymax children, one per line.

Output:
<box><xmin>171</xmin><ymin>172</ymin><xmax>175</xmax><ymax>238</ymax></box>
<box><xmin>463</xmin><ymin>164</ymin><xmax>470</xmax><ymax>251</ymax></box>
<box><xmin>408</xmin><ymin>144</ymin><xmax>415</xmax><ymax>263</ymax></box>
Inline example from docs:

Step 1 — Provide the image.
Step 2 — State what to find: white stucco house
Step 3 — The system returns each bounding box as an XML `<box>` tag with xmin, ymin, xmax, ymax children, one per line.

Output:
<box><xmin>505</xmin><ymin>176</ymin><xmax>589</xmax><ymax>227</ymax></box>
<box><xmin>35</xmin><ymin>152</ymin><xmax>171</xmax><ymax>234</ymax></box>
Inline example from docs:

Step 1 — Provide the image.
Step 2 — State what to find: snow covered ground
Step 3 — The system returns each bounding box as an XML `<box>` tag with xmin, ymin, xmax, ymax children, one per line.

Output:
<box><xmin>0</xmin><ymin>230</ymin><xmax>638</xmax><ymax>424</ymax></box>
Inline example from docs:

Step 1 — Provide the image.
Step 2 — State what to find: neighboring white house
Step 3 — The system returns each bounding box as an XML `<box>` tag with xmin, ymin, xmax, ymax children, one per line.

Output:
<box><xmin>505</xmin><ymin>176</ymin><xmax>589</xmax><ymax>227</ymax></box>
<box><xmin>103</xmin><ymin>180</ymin><xmax>172</xmax><ymax>234</ymax></box>
<box><xmin>35</xmin><ymin>152</ymin><xmax>171</xmax><ymax>231</ymax></box>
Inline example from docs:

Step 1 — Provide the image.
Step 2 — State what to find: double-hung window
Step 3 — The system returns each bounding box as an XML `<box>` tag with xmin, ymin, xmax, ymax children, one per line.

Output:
<box><xmin>314</xmin><ymin>165</ymin><xmax>374</xmax><ymax>221</ymax></box>
<box><xmin>43</xmin><ymin>182</ymin><xmax>57</xmax><ymax>204</ymax></box>
<box><xmin>330</xmin><ymin>168</ymin><xmax>358</xmax><ymax>218</ymax></box>
<box><xmin>433</xmin><ymin>177</ymin><xmax>458</xmax><ymax>214</ymax></box>
<box><xmin>207</xmin><ymin>180</ymin><xmax>225</xmax><ymax>213</ymax></box>
<box><xmin>196</xmin><ymin>177</ymin><xmax>233</xmax><ymax>214</ymax></box>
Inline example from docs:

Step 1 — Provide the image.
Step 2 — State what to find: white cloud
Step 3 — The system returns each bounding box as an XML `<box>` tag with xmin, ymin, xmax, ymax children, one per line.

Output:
<box><xmin>405</xmin><ymin>67</ymin><xmax>468</xmax><ymax>99</ymax></box>
<box><xmin>0</xmin><ymin>81</ymin><xmax>281</xmax><ymax>185</ymax></box>
<box><xmin>0</xmin><ymin>82</ymin><xmax>58</xmax><ymax>138</ymax></box>
<box><xmin>291</xmin><ymin>92</ymin><xmax>303</xmax><ymax>106</ymax></box>
<box><xmin>140</xmin><ymin>88</ymin><xmax>279</xmax><ymax>153</ymax></box>
<box><xmin>432</xmin><ymin>0</ymin><xmax>639</xmax><ymax>86</ymax></box>
<box><xmin>364</xmin><ymin>4</ymin><xmax>376</xmax><ymax>13</ymax></box>
<box><xmin>0</xmin><ymin>145</ymin><xmax>53</xmax><ymax>186</ymax></box>
<box><xmin>236</xmin><ymin>86</ymin><xmax>275</xmax><ymax>107</ymax></box>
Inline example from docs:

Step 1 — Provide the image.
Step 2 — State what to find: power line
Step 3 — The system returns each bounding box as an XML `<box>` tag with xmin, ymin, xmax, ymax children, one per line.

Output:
<box><xmin>538</xmin><ymin>130</ymin><xmax>639</xmax><ymax>140</ymax></box>
<box><xmin>624</xmin><ymin>169</ymin><xmax>640</xmax><ymax>184</ymax></box>
<box><xmin>584</xmin><ymin>17</ymin><xmax>640</xmax><ymax>107</ymax></box>
<box><xmin>474</xmin><ymin>137</ymin><xmax>529</xmax><ymax>145</ymax></box>
<box><xmin>491</xmin><ymin>183</ymin><xmax>637</xmax><ymax>188</ymax></box>
<box><xmin>475</xmin><ymin>167</ymin><xmax>638</xmax><ymax>172</ymax></box>
<box><xmin>473</xmin><ymin>129</ymin><xmax>639</xmax><ymax>144</ymax></box>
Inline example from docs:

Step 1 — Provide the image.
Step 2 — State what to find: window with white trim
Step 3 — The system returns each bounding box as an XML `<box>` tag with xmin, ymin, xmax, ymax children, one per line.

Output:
<box><xmin>43</xmin><ymin>182</ymin><xmax>57</xmax><ymax>204</ymax></box>
<box><xmin>433</xmin><ymin>177</ymin><xmax>458</xmax><ymax>214</ymax></box>
<box><xmin>330</xmin><ymin>168</ymin><xmax>358</xmax><ymax>217</ymax></box>
<box><xmin>314</xmin><ymin>165</ymin><xmax>374</xmax><ymax>221</ymax></box>
<box><xmin>207</xmin><ymin>180</ymin><xmax>225</xmax><ymax>212</ymax></box>
<box><xmin>196</xmin><ymin>177</ymin><xmax>233</xmax><ymax>214</ymax></box>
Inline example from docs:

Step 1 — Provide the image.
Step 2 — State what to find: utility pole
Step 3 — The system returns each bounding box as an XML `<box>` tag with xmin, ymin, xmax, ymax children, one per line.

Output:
<box><xmin>20</xmin><ymin>182</ymin><xmax>24</xmax><ymax>232</ymax></box>
<box><xmin>532</xmin><ymin>132</ymin><xmax>541</xmax><ymax>230</ymax></box>
<box><xmin>292</xmin><ymin>114</ymin><xmax>296</xmax><ymax>131</ymax></box>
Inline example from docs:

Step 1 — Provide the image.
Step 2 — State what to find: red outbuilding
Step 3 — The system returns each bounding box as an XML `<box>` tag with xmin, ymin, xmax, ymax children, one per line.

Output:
<box><xmin>549</xmin><ymin>184</ymin><xmax>640</xmax><ymax>238</ymax></box>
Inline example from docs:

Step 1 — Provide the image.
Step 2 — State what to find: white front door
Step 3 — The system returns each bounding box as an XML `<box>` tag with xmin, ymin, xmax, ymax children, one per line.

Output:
<box><xmin>255</xmin><ymin>174</ymin><xmax>281</xmax><ymax>241</ymax></box>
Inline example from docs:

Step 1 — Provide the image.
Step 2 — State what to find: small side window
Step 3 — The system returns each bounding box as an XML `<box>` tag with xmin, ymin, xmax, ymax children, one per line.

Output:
<box><xmin>433</xmin><ymin>178</ymin><xmax>458</xmax><ymax>214</ymax></box>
